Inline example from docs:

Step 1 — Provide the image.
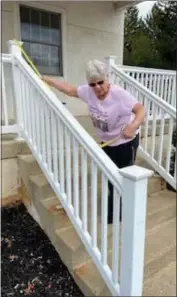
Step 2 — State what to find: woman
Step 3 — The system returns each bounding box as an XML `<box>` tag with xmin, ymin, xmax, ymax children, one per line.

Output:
<box><xmin>42</xmin><ymin>59</ymin><xmax>145</xmax><ymax>224</ymax></box>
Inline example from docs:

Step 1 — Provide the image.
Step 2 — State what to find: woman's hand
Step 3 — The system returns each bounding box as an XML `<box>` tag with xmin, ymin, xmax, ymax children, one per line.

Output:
<box><xmin>122</xmin><ymin>123</ymin><xmax>137</xmax><ymax>139</ymax></box>
<box><xmin>41</xmin><ymin>76</ymin><xmax>54</xmax><ymax>86</ymax></box>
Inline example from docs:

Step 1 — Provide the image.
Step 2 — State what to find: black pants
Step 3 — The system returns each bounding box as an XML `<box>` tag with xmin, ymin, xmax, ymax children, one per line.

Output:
<box><xmin>102</xmin><ymin>134</ymin><xmax>139</xmax><ymax>223</ymax></box>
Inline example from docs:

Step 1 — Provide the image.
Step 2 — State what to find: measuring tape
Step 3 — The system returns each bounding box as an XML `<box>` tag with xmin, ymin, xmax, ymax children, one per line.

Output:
<box><xmin>13</xmin><ymin>39</ymin><xmax>123</xmax><ymax>148</ymax></box>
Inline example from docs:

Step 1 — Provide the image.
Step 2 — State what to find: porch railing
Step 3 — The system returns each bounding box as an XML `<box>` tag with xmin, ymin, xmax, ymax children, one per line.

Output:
<box><xmin>118</xmin><ymin>64</ymin><xmax>176</xmax><ymax>108</ymax></box>
<box><xmin>1</xmin><ymin>41</ymin><xmax>153</xmax><ymax>297</ymax></box>
<box><xmin>109</xmin><ymin>57</ymin><xmax>176</xmax><ymax>190</ymax></box>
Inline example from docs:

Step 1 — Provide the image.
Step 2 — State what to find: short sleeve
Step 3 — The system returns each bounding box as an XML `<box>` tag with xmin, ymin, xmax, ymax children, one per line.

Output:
<box><xmin>118</xmin><ymin>87</ymin><xmax>138</xmax><ymax>114</ymax></box>
<box><xmin>77</xmin><ymin>85</ymin><xmax>89</xmax><ymax>104</ymax></box>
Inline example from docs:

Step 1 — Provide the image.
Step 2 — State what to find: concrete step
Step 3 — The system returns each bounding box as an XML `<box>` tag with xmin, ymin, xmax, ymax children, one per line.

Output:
<box><xmin>29</xmin><ymin>173</ymin><xmax>56</xmax><ymax>207</ymax></box>
<box><xmin>54</xmin><ymin>223</ymin><xmax>113</xmax><ymax>274</ymax></box>
<box><xmin>2</xmin><ymin>139</ymin><xmax>31</xmax><ymax>159</ymax></box>
<box><xmin>71</xmin><ymin>193</ymin><xmax>176</xmax><ymax>297</ymax></box>
<box><xmin>143</xmin><ymin>260</ymin><xmax>176</xmax><ymax>296</ymax></box>
<box><xmin>18</xmin><ymin>154</ymin><xmax>42</xmax><ymax>193</ymax></box>
<box><xmin>39</xmin><ymin>196</ymin><xmax>72</xmax><ymax>244</ymax></box>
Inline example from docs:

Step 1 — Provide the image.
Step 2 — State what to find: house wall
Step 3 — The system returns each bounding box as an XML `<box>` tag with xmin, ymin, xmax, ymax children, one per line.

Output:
<box><xmin>2</xmin><ymin>1</ymin><xmax>125</xmax><ymax>116</ymax></box>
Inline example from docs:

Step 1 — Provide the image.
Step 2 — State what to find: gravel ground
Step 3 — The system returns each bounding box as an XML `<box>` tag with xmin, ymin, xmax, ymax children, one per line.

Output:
<box><xmin>1</xmin><ymin>203</ymin><xmax>84</xmax><ymax>297</ymax></box>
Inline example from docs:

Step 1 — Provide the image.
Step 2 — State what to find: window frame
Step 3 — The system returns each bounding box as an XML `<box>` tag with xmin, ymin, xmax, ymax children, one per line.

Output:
<box><xmin>20</xmin><ymin>5</ymin><xmax>63</xmax><ymax>76</ymax></box>
<box><xmin>14</xmin><ymin>1</ymin><xmax>67</xmax><ymax>78</ymax></box>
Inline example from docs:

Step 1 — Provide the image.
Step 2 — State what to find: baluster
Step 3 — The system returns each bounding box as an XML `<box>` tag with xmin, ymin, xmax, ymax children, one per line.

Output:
<box><xmin>164</xmin><ymin>76</ymin><xmax>168</xmax><ymax>103</ymax></box>
<box><xmin>45</xmin><ymin>104</ymin><xmax>52</xmax><ymax>171</ymax></box>
<box><xmin>145</xmin><ymin>73</ymin><xmax>148</xmax><ymax>88</ymax></box>
<box><xmin>152</xmin><ymin>74</ymin><xmax>157</xmax><ymax>94</ymax></box>
<box><xmin>58</xmin><ymin>118</ymin><xmax>65</xmax><ymax>193</ymax></box>
<box><xmin>73</xmin><ymin>136</ymin><xmax>79</xmax><ymax>217</ymax></box>
<box><xmin>156</xmin><ymin>75</ymin><xmax>161</xmax><ymax>98</ymax></box>
<box><xmin>149</xmin><ymin>73</ymin><xmax>153</xmax><ymax>92</ymax></box>
<box><xmin>158</xmin><ymin>110</ymin><xmax>165</xmax><ymax>165</ymax></box>
<box><xmin>144</xmin><ymin>98</ymin><xmax>150</xmax><ymax>152</ymax></box>
<box><xmin>52</xmin><ymin>111</ymin><xmax>59</xmax><ymax>182</ymax></box>
<box><xmin>18</xmin><ymin>69</ymin><xmax>25</xmax><ymax>130</ymax></box>
<box><xmin>81</xmin><ymin>148</ymin><xmax>88</xmax><ymax>232</ymax></box>
<box><xmin>165</xmin><ymin>118</ymin><xmax>174</xmax><ymax>172</ymax></box>
<box><xmin>40</xmin><ymin>97</ymin><xmax>46</xmax><ymax>163</ymax></box>
<box><xmin>151</xmin><ymin>102</ymin><xmax>157</xmax><ymax>159</ymax></box>
<box><xmin>21</xmin><ymin>77</ymin><xmax>28</xmax><ymax>133</ymax></box>
<box><xmin>101</xmin><ymin>173</ymin><xmax>108</xmax><ymax>266</ymax></box>
<box><xmin>91</xmin><ymin>160</ymin><xmax>98</xmax><ymax>248</ymax></box>
<box><xmin>160</xmin><ymin>75</ymin><xmax>165</xmax><ymax>99</ymax></box>
<box><xmin>65</xmin><ymin>127</ymin><xmax>72</xmax><ymax>205</ymax></box>
<box><xmin>112</xmin><ymin>187</ymin><xmax>120</xmax><ymax>284</ymax></box>
<box><xmin>30</xmin><ymin>87</ymin><xmax>37</xmax><ymax>148</ymax></box>
<box><xmin>140</xmin><ymin>72</ymin><xmax>144</xmax><ymax>85</ymax></box>
<box><xmin>26</xmin><ymin>80</ymin><xmax>32</xmax><ymax>140</ymax></box>
<box><xmin>167</xmin><ymin>76</ymin><xmax>172</xmax><ymax>104</ymax></box>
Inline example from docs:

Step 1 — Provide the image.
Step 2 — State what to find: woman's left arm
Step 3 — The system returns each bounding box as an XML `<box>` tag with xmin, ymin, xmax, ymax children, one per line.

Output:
<box><xmin>123</xmin><ymin>103</ymin><xmax>145</xmax><ymax>139</ymax></box>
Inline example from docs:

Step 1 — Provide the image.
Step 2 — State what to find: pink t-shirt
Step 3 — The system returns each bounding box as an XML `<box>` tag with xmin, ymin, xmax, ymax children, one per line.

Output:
<box><xmin>77</xmin><ymin>84</ymin><xmax>138</xmax><ymax>146</ymax></box>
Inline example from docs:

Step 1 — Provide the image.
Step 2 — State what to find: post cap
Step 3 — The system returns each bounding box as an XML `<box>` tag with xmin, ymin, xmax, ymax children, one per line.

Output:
<box><xmin>119</xmin><ymin>165</ymin><xmax>153</xmax><ymax>181</ymax></box>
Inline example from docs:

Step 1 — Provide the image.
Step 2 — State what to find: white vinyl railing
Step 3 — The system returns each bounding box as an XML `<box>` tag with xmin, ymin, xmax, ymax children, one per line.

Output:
<box><xmin>1</xmin><ymin>54</ymin><xmax>18</xmax><ymax>134</ymax></box>
<box><xmin>109</xmin><ymin>58</ymin><xmax>176</xmax><ymax>190</ymax></box>
<box><xmin>2</xmin><ymin>41</ymin><xmax>153</xmax><ymax>296</ymax></box>
<box><xmin>119</xmin><ymin>65</ymin><xmax>176</xmax><ymax>108</ymax></box>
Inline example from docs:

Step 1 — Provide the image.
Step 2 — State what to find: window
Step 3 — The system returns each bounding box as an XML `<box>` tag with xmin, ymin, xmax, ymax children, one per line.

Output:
<box><xmin>20</xmin><ymin>5</ymin><xmax>63</xmax><ymax>76</ymax></box>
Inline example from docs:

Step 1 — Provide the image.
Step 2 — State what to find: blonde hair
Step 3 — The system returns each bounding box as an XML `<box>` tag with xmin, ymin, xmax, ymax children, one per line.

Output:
<box><xmin>86</xmin><ymin>59</ymin><xmax>108</xmax><ymax>82</ymax></box>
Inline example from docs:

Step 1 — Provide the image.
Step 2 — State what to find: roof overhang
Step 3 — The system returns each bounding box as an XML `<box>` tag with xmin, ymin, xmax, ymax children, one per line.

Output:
<box><xmin>112</xmin><ymin>1</ymin><xmax>144</xmax><ymax>10</ymax></box>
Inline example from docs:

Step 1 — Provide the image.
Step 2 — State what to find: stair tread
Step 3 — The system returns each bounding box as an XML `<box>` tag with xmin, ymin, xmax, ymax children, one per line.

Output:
<box><xmin>30</xmin><ymin>173</ymin><xmax>49</xmax><ymax>187</ymax></box>
<box><xmin>18</xmin><ymin>154</ymin><xmax>35</xmax><ymax>162</ymax></box>
<box><xmin>55</xmin><ymin>223</ymin><xmax>113</xmax><ymax>253</ymax></box>
<box><xmin>145</xmin><ymin>218</ymin><xmax>176</xmax><ymax>263</ymax></box>
<box><xmin>147</xmin><ymin>190</ymin><xmax>176</xmax><ymax>216</ymax></box>
<box><xmin>143</xmin><ymin>260</ymin><xmax>176</xmax><ymax>296</ymax></box>
<box><xmin>40</xmin><ymin>196</ymin><xmax>63</xmax><ymax>213</ymax></box>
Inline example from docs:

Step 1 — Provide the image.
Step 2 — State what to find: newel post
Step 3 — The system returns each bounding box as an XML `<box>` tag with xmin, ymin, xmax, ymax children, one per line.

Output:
<box><xmin>7</xmin><ymin>40</ymin><xmax>24</xmax><ymax>140</ymax></box>
<box><xmin>7</xmin><ymin>40</ymin><xmax>23</xmax><ymax>56</ymax></box>
<box><xmin>104</xmin><ymin>56</ymin><xmax>117</xmax><ymax>81</ymax></box>
<box><xmin>119</xmin><ymin>165</ymin><xmax>153</xmax><ymax>296</ymax></box>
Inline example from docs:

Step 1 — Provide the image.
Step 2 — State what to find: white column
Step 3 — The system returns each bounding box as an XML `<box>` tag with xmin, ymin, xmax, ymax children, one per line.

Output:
<box><xmin>119</xmin><ymin>165</ymin><xmax>153</xmax><ymax>297</ymax></box>
<box><xmin>7</xmin><ymin>40</ymin><xmax>23</xmax><ymax>56</ymax></box>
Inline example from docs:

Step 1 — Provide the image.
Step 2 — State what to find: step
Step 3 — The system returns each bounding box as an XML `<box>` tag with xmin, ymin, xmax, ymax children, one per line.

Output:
<box><xmin>147</xmin><ymin>190</ymin><xmax>176</xmax><ymax>217</ymax></box>
<box><xmin>2</xmin><ymin>139</ymin><xmax>30</xmax><ymax>159</ymax></box>
<box><xmin>143</xmin><ymin>260</ymin><xmax>176</xmax><ymax>296</ymax></box>
<box><xmin>18</xmin><ymin>154</ymin><xmax>42</xmax><ymax>193</ymax></box>
<box><xmin>144</xmin><ymin>218</ymin><xmax>176</xmax><ymax>265</ymax></box>
<box><xmin>39</xmin><ymin>196</ymin><xmax>72</xmax><ymax>244</ymax></box>
<box><xmin>29</xmin><ymin>173</ymin><xmax>56</xmax><ymax>208</ymax></box>
<box><xmin>147</xmin><ymin>175</ymin><xmax>166</xmax><ymax>195</ymax></box>
<box><xmin>72</xmin><ymin>211</ymin><xmax>176</xmax><ymax>297</ymax></box>
<box><xmin>55</xmin><ymin>223</ymin><xmax>113</xmax><ymax>274</ymax></box>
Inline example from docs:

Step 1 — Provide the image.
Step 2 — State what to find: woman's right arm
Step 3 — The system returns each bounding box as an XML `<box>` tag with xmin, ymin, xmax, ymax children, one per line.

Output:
<box><xmin>41</xmin><ymin>76</ymin><xmax>78</xmax><ymax>98</ymax></box>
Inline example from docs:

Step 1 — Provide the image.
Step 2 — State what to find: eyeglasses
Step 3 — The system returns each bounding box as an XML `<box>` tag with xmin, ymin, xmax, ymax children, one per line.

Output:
<box><xmin>89</xmin><ymin>80</ymin><xmax>104</xmax><ymax>87</ymax></box>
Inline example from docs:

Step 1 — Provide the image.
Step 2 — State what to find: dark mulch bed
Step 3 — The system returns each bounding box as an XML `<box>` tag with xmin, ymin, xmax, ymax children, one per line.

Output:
<box><xmin>1</xmin><ymin>203</ymin><xmax>84</xmax><ymax>297</ymax></box>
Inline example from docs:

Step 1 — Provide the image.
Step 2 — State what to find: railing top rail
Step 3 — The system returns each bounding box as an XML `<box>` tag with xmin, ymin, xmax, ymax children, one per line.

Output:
<box><xmin>118</xmin><ymin>64</ymin><xmax>176</xmax><ymax>76</ymax></box>
<box><xmin>112</xmin><ymin>65</ymin><xmax>176</xmax><ymax>119</ymax></box>
<box><xmin>13</xmin><ymin>53</ymin><xmax>123</xmax><ymax>193</ymax></box>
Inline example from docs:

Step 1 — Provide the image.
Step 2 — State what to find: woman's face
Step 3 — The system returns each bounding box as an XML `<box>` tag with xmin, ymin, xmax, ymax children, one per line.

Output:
<box><xmin>88</xmin><ymin>77</ymin><xmax>110</xmax><ymax>99</ymax></box>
